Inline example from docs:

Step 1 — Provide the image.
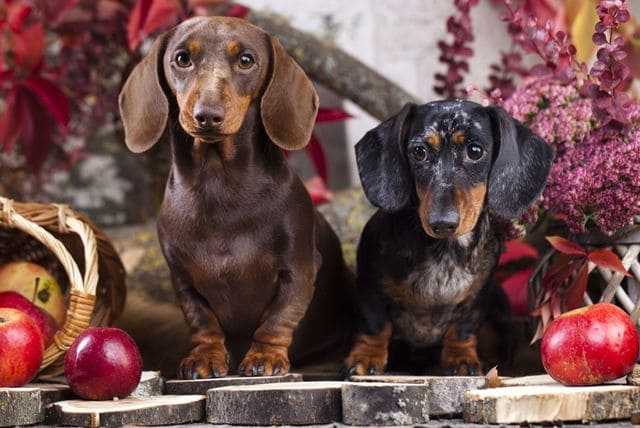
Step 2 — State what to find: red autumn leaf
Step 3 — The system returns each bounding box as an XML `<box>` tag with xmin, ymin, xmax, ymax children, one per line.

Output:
<box><xmin>225</xmin><ymin>4</ymin><xmax>249</xmax><ymax>18</ymax></box>
<box><xmin>44</xmin><ymin>0</ymin><xmax>79</xmax><ymax>25</ymax></box>
<box><xmin>6</xmin><ymin>2</ymin><xmax>32</xmax><ymax>32</ymax></box>
<box><xmin>304</xmin><ymin>175</ymin><xmax>333</xmax><ymax>205</ymax></box>
<box><xmin>127</xmin><ymin>0</ymin><xmax>184</xmax><ymax>51</ymax></box>
<box><xmin>564</xmin><ymin>263</ymin><xmax>588</xmax><ymax>310</ymax></box>
<box><xmin>10</xmin><ymin>22</ymin><xmax>44</xmax><ymax>72</ymax></box>
<box><xmin>530</xmin><ymin>301</ymin><xmax>552</xmax><ymax>343</ymax></box>
<box><xmin>542</xmin><ymin>252</ymin><xmax>583</xmax><ymax>290</ymax></box>
<box><xmin>307</xmin><ymin>133</ymin><xmax>328</xmax><ymax>182</ymax></box>
<box><xmin>22</xmin><ymin>76</ymin><xmax>70</xmax><ymax>134</ymax></box>
<box><xmin>13</xmin><ymin>86</ymin><xmax>54</xmax><ymax>170</ymax></box>
<box><xmin>498</xmin><ymin>239</ymin><xmax>540</xmax><ymax>265</ymax></box>
<box><xmin>316</xmin><ymin>107</ymin><xmax>353</xmax><ymax>123</ymax></box>
<box><xmin>587</xmin><ymin>249</ymin><xmax>629</xmax><ymax>276</ymax></box>
<box><xmin>550</xmin><ymin>291</ymin><xmax>562</xmax><ymax>318</ymax></box>
<box><xmin>500</xmin><ymin>266</ymin><xmax>534</xmax><ymax>317</ymax></box>
<box><xmin>546</xmin><ymin>235</ymin><xmax>587</xmax><ymax>256</ymax></box>
<box><xmin>0</xmin><ymin>87</ymin><xmax>23</xmax><ymax>154</ymax></box>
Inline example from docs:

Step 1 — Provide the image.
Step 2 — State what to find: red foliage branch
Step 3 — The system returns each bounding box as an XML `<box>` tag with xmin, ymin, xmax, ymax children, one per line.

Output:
<box><xmin>434</xmin><ymin>0</ymin><xmax>479</xmax><ymax>99</ymax></box>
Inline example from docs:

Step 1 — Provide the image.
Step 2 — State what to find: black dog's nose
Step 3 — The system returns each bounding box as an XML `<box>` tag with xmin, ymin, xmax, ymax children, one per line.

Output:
<box><xmin>194</xmin><ymin>103</ymin><xmax>225</xmax><ymax>129</ymax></box>
<box><xmin>428</xmin><ymin>212</ymin><xmax>459</xmax><ymax>238</ymax></box>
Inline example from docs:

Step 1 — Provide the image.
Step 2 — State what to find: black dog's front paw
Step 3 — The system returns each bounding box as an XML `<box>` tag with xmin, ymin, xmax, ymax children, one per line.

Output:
<box><xmin>178</xmin><ymin>343</ymin><xmax>230</xmax><ymax>379</ymax></box>
<box><xmin>442</xmin><ymin>360</ymin><xmax>483</xmax><ymax>376</ymax></box>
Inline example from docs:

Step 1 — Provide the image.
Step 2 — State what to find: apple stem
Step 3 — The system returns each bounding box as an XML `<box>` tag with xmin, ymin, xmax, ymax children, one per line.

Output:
<box><xmin>0</xmin><ymin>317</ymin><xmax>4</xmax><ymax>323</ymax></box>
<box><xmin>33</xmin><ymin>277</ymin><xmax>39</xmax><ymax>303</ymax></box>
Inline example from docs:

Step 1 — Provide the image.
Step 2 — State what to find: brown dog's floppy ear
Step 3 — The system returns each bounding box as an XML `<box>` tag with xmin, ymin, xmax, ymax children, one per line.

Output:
<box><xmin>487</xmin><ymin>105</ymin><xmax>554</xmax><ymax>219</ymax></box>
<box><xmin>261</xmin><ymin>36</ymin><xmax>319</xmax><ymax>150</ymax></box>
<box><xmin>118</xmin><ymin>33</ymin><xmax>169</xmax><ymax>153</ymax></box>
<box><xmin>355</xmin><ymin>103</ymin><xmax>417</xmax><ymax>212</ymax></box>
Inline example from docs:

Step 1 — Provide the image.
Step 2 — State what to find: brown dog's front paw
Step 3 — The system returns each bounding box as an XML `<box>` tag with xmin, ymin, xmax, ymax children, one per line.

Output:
<box><xmin>441</xmin><ymin>328</ymin><xmax>483</xmax><ymax>376</ymax></box>
<box><xmin>238</xmin><ymin>343</ymin><xmax>290</xmax><ymax>376</ymax></box>
<box><xmin>178</xmin><ymin>344</ymin><xmax>230</xmax><ymax>379</ymax></box>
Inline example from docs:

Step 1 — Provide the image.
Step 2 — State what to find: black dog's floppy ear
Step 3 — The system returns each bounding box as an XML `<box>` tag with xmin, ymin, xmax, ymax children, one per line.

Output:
<box><xmin>261</xmin><ymin>36</ymin><xmax>319</xmax><ymax>151</ymax></box>
<box><xmin>487</xmin><ymin>105</ymin><xmax>554</xmax><ymax>219</ymax></box>
<box><xmin>118</xmin><ymin>33</ymin><xmax>169</xmax><ymax>153</ymax></box>
<box><xmin>355</xmin><ymin>103</ymin><xmax>416</xmax><ymax>212</ymax></box>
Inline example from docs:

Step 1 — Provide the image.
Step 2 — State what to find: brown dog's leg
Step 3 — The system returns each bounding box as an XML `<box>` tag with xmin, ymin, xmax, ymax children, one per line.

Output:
<box><xmin>441</xmin><ymin>325</ymin><xmax>483</xmax><ymax>375</ymax></box>
<box><xmin>344</xmin><ymin>322</ymin><xmax>393</xmax><ymax>375</ymax></box>
<box><xmin>170</xmin><ymin>272</ymin><xmax>230</xmax><ymax>379</ymax></box>
<box><xmin>238</xmin><ymin>269</ymin><xmax>316</xmax><ymax>376</ymax></box>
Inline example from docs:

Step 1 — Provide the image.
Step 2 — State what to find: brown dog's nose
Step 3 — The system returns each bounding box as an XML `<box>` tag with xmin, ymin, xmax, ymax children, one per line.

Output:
<box><xmin>194</xmin><ymin>102</ymin><xmax>225</xmax><ymax>130</ymax></box>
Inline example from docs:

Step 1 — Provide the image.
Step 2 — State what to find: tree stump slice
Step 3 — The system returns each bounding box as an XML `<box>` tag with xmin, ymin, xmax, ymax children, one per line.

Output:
<box><xmin>131</xmin><ymin>371</ymin><xmax>164</xmax><ymax>396</ymax></box>
<box><xmin>165</xmin><ymin>373</ymin><xmax>303</xmax><ymax>395</ymax></box>
<box><xmin>351</xmin><ymin>375</ymin><xmax>487</xmax><ymax>416</ymax></box>
<box><xmin>0</xmin><ymin>387</ymin><xmax>42</xmax><ymax>427</ymax></box>
<box><xmin>341</xmin><ymin>382</ymin><xmax>429</xmax><ymax>426</ymax></box>
<box><xmin>27</xmin><ymin>382</ymin><xmax>72</xmax><ymax>411</ymax></box>
<box><xmin>464</xmin><ymin>384</ymin><xmax>640</xmax><ymax>424</ymax></box>
<box><xmin>47</xmin><ymin>395</ymin><xmax>205</xmax><ymax>427</ymax></box>
<box><xmin>206</xmin><ymin>381</ymin><xmax>343</xmax><ymax>425</ymax></box>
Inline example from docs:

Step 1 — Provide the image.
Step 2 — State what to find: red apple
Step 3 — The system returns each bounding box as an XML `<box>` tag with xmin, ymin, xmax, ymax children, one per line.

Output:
<box><xmin>541</xmin><ymin>302</ymin><xmax>639</xmax><ymax>386</ymax></box>
<box><xmin>65</xmin><ymin>327</ymin><xmax>142</xmax><ymax>400</ymax></box>
<box><xmin>0</xmin><ymin>291</ymin><xmax>59</xmax><ymax>348</ymax></box>
<box><xmin>0</xmin><ymin>308</ymin><xmax>44</xmax><ymax>387</ymax></box>
<box><xmin>0</xmin><ymin>261</ymin><xmax>66</xmax><ymax>326</ymax></box>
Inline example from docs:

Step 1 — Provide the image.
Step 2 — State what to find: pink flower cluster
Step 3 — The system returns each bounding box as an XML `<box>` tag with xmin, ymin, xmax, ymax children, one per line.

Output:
<box><xmin>504</xmin><ymin>77</ymin><xmax>640</xmax><ymax>234</ymax></box>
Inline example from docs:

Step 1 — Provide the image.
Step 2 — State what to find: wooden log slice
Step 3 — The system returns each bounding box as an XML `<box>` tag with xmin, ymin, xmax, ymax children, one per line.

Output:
<box><xmin>207</xmin><ymin>381</ymin><xmax>343</xmax><ymax>425</ymax></box>
<box><xmin>165</xmin><ymin>373</ymin><xmax>303</xmax><ymax>395</ymax></box>
<box><xmin>0</xmin><ymin>387</ymin><xmax>42</xmax><ymax>427</ymax></box>
<box><xmin>351</xmin><ymin>375</ymin><xmax>487</xmax><ymax>416</ymax></box>
<box><xmin>47</xmin><ymin>395</ymin><xmax>205</xmax><ymax>427</ymax></box>
<box><xmin>464</xmin><ymin>384</ymin><xmax>640</xmax><ymax>424</ymax></box>
<box><xmin>341</xmin><ymin>382</ymin><xmax>429</xmax><ymax>426</ymax></box>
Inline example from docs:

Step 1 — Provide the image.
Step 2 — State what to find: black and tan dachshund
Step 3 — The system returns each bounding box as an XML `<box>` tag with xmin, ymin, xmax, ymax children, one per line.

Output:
<box><xmin>345</xmin><ymin>100</ymin><xmax>553</xmax><ymax>376</ymax></box>
<box><xmin>119</xmin><ymin>17</ymin><xmax>354</xmax><ymax>378</ymax></box>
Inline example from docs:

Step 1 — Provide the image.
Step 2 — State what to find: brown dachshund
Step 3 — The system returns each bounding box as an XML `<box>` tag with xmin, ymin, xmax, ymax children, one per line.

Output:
<box><xmin>119</xmin><ymin>17</ymin><xmax>354</xmax><ymax>378</ymax></box>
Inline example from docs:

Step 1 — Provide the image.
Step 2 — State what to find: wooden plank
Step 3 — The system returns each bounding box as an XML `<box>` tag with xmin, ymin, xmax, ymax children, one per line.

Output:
<box><xmin>47</xmin><ymin>395</ymin><xmax>205</xmax><ymax>427</ymax></box>
<box><xmin>351</xmin><ymin>375</ymin><xmax>487</xmax><ymax>415</ymax></box>
<box><xmin>342</xmin><ymin>382</ymin><xmax>429</xmax><ymax>425</ymax></box>
<box><xmin>464</xmin><ymin>384</ymin><xmax>640</xmax><ymax>424</ymax></box>
<box><xmin>131</xmin><ymin>371</ymin><xmax>164</xmax><ymax>396</ymax></box>
<box><xmin>207</xmin><ymin>381</ymin><xmax>343</xmax><ymax>425</ymax></box>
<box><xmin>165</xmin><ymin>373</ymin><xmax>302</xmax><ymax>395</ymax></box>
<box><xmin>0</xmin><ymin>387</ymin><xmax>42</xmax><ymax>427</ymax></box>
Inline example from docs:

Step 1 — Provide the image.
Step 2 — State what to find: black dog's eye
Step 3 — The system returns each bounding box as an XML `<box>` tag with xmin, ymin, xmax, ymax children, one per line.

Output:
<box><xmin>238</xmin><ymin>53</ymin><xmax>255</xmax><ymax>69</ymax></box>
<box><xmin>466</xmin><ymin>143</ymin><xmax>484</xmax><ymax>161</ymax></box>
<box><xmin>412</xmin><ymin>145</ymin><xmax>428</xmax><ymax>162</ymax></box>
<box><xmin>175</xmin><ymin>51</ymin><xmax>192</xmax><ymax>68</ymax></box>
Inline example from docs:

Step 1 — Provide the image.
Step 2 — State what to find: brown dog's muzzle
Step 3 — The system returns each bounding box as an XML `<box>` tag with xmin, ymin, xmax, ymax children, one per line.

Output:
<box><xmin>193</xmin><ymin>100</ymin><xmax>226</xmax><ymax>131</ymax></box>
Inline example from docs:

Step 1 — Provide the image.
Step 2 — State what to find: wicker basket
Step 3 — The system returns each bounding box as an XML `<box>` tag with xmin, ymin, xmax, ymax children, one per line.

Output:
<box><xmin>0</xmin><ymin>196</ymin><xmax>126</xmax><ymax>378</ymax></box>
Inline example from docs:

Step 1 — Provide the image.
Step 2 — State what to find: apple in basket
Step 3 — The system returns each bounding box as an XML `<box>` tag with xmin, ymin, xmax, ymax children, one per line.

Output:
<box><xmin>0</xmin><ymin>261</ymin><xmax>67</xmax><ymax>326</ymax></box>
<box><xmin>541</xmin><ymin>302</ymin><xmax>639</xmax><ymax>386</ymax></box>
<box><xmin>0</xmin><ymin>291</ymin><xmax>59</xmax><ymax>348</ymax></box>
<box><xmin>0</xmin><ymin>307</ymin><xmax>44</xmax><ymax>387</ymax></box>
<box><xmin>65</xmin><ymin>327</ymin><xmax>143</xmax><ymax>400</ymax></box>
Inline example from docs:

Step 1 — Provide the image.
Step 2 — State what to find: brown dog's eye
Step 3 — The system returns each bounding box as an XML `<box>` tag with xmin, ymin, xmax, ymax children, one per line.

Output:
<box><xmin>466</xmin><ymin>143</ymin><xmax>484</xmax><ymax>161</ymax></box>
<box><xmin>175</xmin><ymin>51</ymin><xmax>192</xmax><ymax>68</ymax></box>
<box><xmin>412</xmin><ymin>145</ymin><xmax>428</xmax><ymax>162</ymax></box>
<box><xmin>238</xmin><ymin>53</ymin><xmax>255</xmax><ymax>69</ymax></box>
